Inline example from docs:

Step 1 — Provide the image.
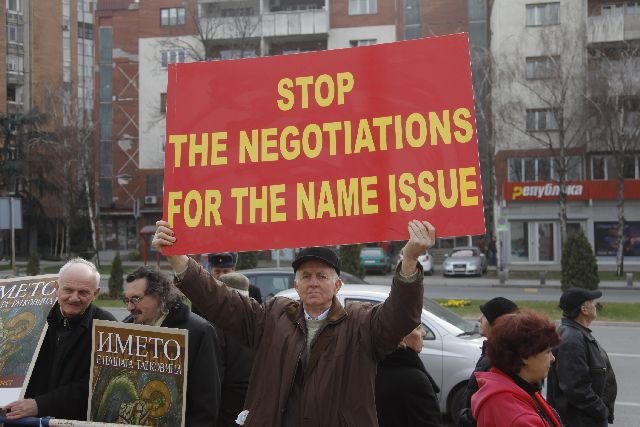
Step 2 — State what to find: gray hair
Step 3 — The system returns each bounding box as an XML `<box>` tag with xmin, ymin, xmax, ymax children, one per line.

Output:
<box><xmin>294</xmin><ymin>268</ymin><xmax>340</xmax><ymax>283</ymax></box>
<box><xmin>58</xmin><ymin>257</ymin><xmax>100</xmax><ymax>289</ymax></box>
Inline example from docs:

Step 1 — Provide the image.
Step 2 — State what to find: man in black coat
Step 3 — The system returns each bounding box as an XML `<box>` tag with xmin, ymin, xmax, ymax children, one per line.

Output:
<box><xmin>3</xmin><ymin>258</ymin><xmax>116</xmax><ymax>421</ymax></box>
<box><xmin>376</xmin><ymin>325</ymin><xmax>443</xmax><ymax>427</ymax></box>
<box><xmin>547</xmin><ymin>288</ymin><xmax>617</xmax><ymax>427</ymax></box>
<box><xmin>458</xmin><ymin>297</ymin><xmax>518</xmax><ymax>426</ymax></box>
<box><xmin>124</xmin><ymin>266</ymin><xmax>224</xmax><ymax>427</ymax></box>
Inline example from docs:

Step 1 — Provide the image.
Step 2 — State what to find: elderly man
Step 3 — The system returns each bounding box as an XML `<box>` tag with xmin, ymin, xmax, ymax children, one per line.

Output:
<box><xmin>123</xmin><ymin>266</ymin><xmax>224</xmax><ymax>426</ymax></box>
<box><xmin>547</xmin><ymin>288</ymin><xmax>617</xmax><ymax>427</ymax></box>
<box><xmin>458</xmin><ymin>297</ymin><xmax>518</xmax><ymax>426</ymax></box>
<box><xmin>153</xmin><ymin>219</ymin><xmax>434</xmax><ymax>426</ymax></box>
<box><xmin>3</xmin><ymin>258</ymin><xmax>115</xmax><ymax>421</ymax></box>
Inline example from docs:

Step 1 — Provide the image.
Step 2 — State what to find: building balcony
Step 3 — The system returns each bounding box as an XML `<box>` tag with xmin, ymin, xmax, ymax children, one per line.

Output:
<box><xmin>199</xmin><ymin>8</ymin><xmax>328</xmax><ymax>41</ymax></box>
<box><xmin>588</xmin><ymin>13</ymin><xmax>640</xmax><ymax>44</ymax></box>
<box><xmin>6</xmin><ymin>70</ymin><xmax>25</xmax><ymax>85</ymax></box>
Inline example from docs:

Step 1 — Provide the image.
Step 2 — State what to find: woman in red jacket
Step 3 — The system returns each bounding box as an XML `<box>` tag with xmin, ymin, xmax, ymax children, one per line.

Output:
<box><xmin>471</xmin><ymin>310</ymin><xmax>562</xmax><ymax>427</ymax></box>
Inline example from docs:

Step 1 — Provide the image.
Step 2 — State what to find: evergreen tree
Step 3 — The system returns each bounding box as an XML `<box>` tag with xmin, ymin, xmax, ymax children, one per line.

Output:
<box><xmin>561</xmin><ymin>231</ymin><xmax>599</xmax><ymax>291</ymax></box>
<box><xmin>26</xmin><ymin>253</ymin><xmax>40</xmax><ymax>276</ymax></box>
<box><xmin>237</xmin><ymin>251</ymin><xmax>258</xmax><ymax>269</ymax></box>
<box><xmin>109</xmin><ymin>253</ymin><xmax>124</xmax><ymax>298</ymax></box>
<box><xmin>340</xmin><ymin>244</ymin><xmax>365</xmax><ymax>279</ymax></box>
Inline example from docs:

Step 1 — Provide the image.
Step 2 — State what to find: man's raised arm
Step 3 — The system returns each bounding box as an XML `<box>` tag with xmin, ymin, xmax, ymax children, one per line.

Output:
<box><xmin>370</xmin><ymin>220</ymin><xmax>436</xmax><ymax>360</ymax></box>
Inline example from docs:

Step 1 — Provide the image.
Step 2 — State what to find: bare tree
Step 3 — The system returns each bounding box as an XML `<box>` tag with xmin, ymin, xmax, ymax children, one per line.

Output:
<box><xmin>43</xmin><ymin>84</ymin><xmax>98</xmax><ymax>262</ymax></box>
<box><xmin>587</xmin><ymin>42</ymin><xmax>640</xmax><ymax>276</ymax></box>
<box><xmin>493</xmin><ymin>25</ymin><xmax>592</xmax><ymax>249</ymax></box>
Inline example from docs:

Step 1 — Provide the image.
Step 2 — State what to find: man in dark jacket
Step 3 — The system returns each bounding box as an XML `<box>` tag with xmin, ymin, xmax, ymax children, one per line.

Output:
<box><xmin>124</xmin><ymin>266</ymin><xmax>224</xmax><ymax>426</ymax></box>
<box><xmin>3</xmin><ymin>258</ymin><xmax>116</xmax><ymax>421</ymax></box>
<box><xmin>376</xmin><ymin>325</ymin><xmax>443</xmax><ymax>427</ymax></box>
<box><xmin>153</xmin><ymin>219</ymin><xmax>434</xmax><ymax>427</ymax></box>
<box><xmin>458</xmin><ymin>297</ymin><xmax>518</xmax><ymax>426</ymax></box>
<box><xmin>547</xmin><ymin>288</ymin><xmax>617</xmax><ymax>426</ymax></box>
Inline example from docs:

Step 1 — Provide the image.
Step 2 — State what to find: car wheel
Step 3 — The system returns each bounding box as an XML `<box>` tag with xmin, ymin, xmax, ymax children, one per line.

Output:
<box><xmin>449</xmin><ymin>384</ymin><xmax>467</xmax><ymax>425</ymax></box>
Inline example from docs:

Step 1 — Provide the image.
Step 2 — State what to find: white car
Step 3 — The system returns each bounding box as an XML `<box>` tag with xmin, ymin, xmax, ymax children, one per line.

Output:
<box><xmin>276</xmin><ymin>285</ymin><xmax>483</xmax><ymax>422</ymax></box>
<box><xmin>396</xmin><ymin>249</ymin><xmax>434</xmax><ymax>275</ymax></box>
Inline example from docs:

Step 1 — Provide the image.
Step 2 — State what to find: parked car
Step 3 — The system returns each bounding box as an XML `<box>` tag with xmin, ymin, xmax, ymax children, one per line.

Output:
<box><xmin>442</xmin><ymin>246</ymin><xmax>487</xmax><ymax>276</ymax></box>
<box><xmin>276</xmin><ymin>285</ymin><xmax>483</xmax><ymax>423</ymax></box>
<box><xmin>396</xmin><ymin>249</ymin><xmax>434</xmax><ymax>275</ymax></box>
<box><xmin>238</xmin><ymin>267</ymin><xmax>367</xmax><ymax>301</ymax></box>
<box><xmin>359</xmin><ymin>247</ymin><xmax>393</xmax><ymax>274</ymax></box>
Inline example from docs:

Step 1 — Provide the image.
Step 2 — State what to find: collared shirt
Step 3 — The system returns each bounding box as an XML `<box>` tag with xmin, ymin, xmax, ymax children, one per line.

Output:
<box><xmin>304</xmin><ymin>307</ymin><xmax>330</xmax><ymax>321</ymax></box>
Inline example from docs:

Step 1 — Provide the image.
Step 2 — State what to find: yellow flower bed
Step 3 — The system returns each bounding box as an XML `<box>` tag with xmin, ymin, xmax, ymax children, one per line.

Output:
<box><xmin>441</xmin><ymin>299</ymin><xmax>472</xmax><ymax>308</ymax></box>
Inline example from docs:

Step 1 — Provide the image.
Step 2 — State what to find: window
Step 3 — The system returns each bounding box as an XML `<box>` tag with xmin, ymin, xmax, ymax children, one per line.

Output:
<box><xmin>220</xmin><ymin>49</ymin><xmax>257</xmax><ymax>60</ymax></box>
<box><xmin>404</xmin><ymin>0</ymin><xmax>421</xmax><ymax>39</ymax></box>
<box><xmin>526</xmin><ymin>2</ymin><xmax>560</xmax><ymax>26</ymax></box>
<box><xmin>525</xmin><ymin>56</ymin><xmax>560</xmax><ymax>79</ymax></box>
<box><xmin>511</xmin><ymin>222</ymin><xmax>529</xmax><ymax>261</ymax></box>
<box><xmin>592</xmin><ymin>155</ymin><xmax>639</xmax><ymax>179</ymax></box>
<box><xmin>526</xmin><ymin>109</ymin><xmax>559</xmax><ymax>131</ymax></box>
<box><xmin>8</xmin><ymin>0</ymin><xmax>22</xmax><ymax>13</ymax></box>
<box><xmin>160</xmin><ymin>7</ymin><xmax>185</xmax><ymax>26</ymax></box>
<box><xmin>602</xmin><ymin>2</ymin><xmax>640</xmax><ymax>15</ymax></box>
<box><xmin>78</xmin><ymin>22</ymin><xmax>93</xmax><ymax>39</ymax></box>
<box><xmin>7</xmin><ymin>85</ymin><xmax>23</xmax><ymax>104</ymax></box>
<box><xmin>160</xmin><ymin>93</ymin><xmax>167</xmax><ymax>114</ymax></box>
<box><xmin>146</xmin><ymin>174</ymin><xmax>164</xmax><ymax>197</ymax></box>
<box><xmin>7</xmin><ymin>55</ymin><xmax>23</xmax><ymax>73</ymax></box>
<box><xmin>509</xmin><ymin>156</ymin><xmax>582</xmax><ymax>182</ymax></box>
<box><xmin>349</xmin><ymin>0</ymin><xmax>377</xmax><ymax>15</ymax></box>
<box><xmin>221</xmin><ymin>7</ymin><xmax>253</xmax><ymax>17</ymax></box>
<box><xmin>349</xmin><ymin>39</ymin><xmax>377</xmax><ymax>47</ymax></box>
<box><xmin>160</xmin><ymin>50</ymin><xmax>186</xmax><ymax>68</ymax></box>
<box><xmin>7</xmin><ymin>24</ymin><xmax>23</xmax><ymax>44</ymax></box>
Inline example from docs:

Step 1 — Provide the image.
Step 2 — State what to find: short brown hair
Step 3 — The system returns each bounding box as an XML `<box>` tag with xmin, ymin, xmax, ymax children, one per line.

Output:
<box><xmin>486</xmin><ymin>310</ymin><xmax>559</xmax><ymax>375</ymax></box>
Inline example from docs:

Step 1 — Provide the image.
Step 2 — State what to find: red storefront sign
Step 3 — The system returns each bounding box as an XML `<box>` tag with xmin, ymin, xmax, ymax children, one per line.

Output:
<box><xmin>503</xmin><ymin>180</ymin><xmax>640</xmax><ymax>201</ymax></box>
<box><xmin>163</xmin><ymin>34</ymin><xmax>485</xmax><ymax>254</ymax></box>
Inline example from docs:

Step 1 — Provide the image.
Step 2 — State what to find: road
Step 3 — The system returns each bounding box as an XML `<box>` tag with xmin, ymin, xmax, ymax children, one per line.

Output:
<box><xmin>363</xmin><ymin>272</ymin><xmax>640</xmax><ymax>303</ymax></box>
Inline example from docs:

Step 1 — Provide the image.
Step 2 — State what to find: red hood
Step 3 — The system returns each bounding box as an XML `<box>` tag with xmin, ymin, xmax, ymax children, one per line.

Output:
<box><xmin>471</xmin><ymin>369</ymin><xmax>536</xmax><ymax>418</ymax></box>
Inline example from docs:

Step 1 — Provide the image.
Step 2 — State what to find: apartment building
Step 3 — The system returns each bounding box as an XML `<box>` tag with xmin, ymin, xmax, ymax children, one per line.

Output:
<box><xmin>94</xmin><ymin>0</ymin><xmax>472</xmax><ymax>251</ymax></box>
<box><xmin>491</xmin><ymin>0</ymin><xmax>640</xmax><ymax>267</ymax></box>
<box><xmin>1</xmin><ymin>0</ymin><xmax>96</xmax><ymax>255</ymax></box>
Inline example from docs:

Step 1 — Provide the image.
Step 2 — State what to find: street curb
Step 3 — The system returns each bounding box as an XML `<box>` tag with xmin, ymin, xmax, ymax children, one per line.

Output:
<box><xmin>490</xmin><ymin>284</ymin><xmax>640</xmax><ymax>291</ymax></box>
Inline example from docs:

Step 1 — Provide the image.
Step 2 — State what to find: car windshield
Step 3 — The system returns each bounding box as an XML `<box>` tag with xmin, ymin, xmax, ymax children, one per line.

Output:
<box><xmin>361</xmin><ymin>248</ymin><xmax>383</xmax><ymax>256</ymax></box>
<box><xmin>423</xmin><ymin>296</ymin><xmax>477</xmax><ymax>334</ymax></box>
<box><xmin>340</xmin><ymin>272</ymin><xmax>368</xmax><ymax>284</ymax></box>
<box><xmin>451</xmin><ymin>249</ymin><xmax>475</xmax><ymax>257</ymax></box>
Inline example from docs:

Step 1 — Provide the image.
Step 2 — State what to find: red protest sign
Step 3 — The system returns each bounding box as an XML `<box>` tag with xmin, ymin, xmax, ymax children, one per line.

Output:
<box><xmin>163</xmin><ymin>33</ymin><xmax>485</xmax><ymax>254</ymax></box>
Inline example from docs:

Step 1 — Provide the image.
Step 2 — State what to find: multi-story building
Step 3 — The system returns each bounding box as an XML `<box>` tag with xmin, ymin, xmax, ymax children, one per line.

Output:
<box><xmin>95</xmin><ymin>0</ymin><xmax>472</xmax><ymax>251</ymax></box>
<box><xmin>491</xmin><ymin>0</ymin><xmax>640</xmax><ymax>268</ymax></box>
<box><xmin>1</xmin><ymin>0</ymin><xmax>96</xmax><ymax>255</ymax></box>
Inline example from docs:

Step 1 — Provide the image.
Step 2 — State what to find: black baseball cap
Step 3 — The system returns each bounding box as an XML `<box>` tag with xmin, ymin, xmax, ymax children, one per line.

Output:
<box><xmin>292</xmin><ymin>247</ymin><xmax>340</xmax><ymax>275</ymax></box>
<box><xmin>559</xmin><ymin>288</ymin><xmax>602</xmax><ymax>313</ymax></box>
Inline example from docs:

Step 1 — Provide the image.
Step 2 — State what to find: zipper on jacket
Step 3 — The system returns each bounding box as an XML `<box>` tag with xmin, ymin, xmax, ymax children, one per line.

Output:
<box><xmin>282</xmin><ymin>320</ymin><xmax>306</xmax><ymax>414</ymax></box>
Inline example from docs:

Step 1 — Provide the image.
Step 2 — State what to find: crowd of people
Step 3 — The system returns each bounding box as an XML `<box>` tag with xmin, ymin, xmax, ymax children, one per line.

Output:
<box><xmin>1</xmin><ymin>218</ymin><xmax>618</xmax><ymax>427</ymax></box>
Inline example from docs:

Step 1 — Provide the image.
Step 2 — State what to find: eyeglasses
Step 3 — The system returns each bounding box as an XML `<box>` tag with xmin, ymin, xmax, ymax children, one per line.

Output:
<box><xmin>122</xmin><ymin>295</ymin><xmax>145</xmax><ymax>305</ymax></box>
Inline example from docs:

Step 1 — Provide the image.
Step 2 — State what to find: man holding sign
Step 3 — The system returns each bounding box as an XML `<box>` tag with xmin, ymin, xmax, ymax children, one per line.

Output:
<box><xmin>3</xmin><ymin>258</ymin><xmax>115</xmax><ymax>421</ymax></box>
<box><xmin>153</xmin><ymin>219</ymin><xmax>434</xmax><ymax>426</ymax></box>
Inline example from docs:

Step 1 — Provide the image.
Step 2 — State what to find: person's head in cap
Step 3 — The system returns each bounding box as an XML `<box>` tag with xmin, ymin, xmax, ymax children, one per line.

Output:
<box><xmin>479</xmin><ymin>297</ymin><xmax>518</xmax><ymax>337</ymax></box>
<box><xmin>208</xmin><ymin>252</ymin><xmax>238</xmax><ymax>279</ymax></box>
<box><xmin>219</xmin><ymin>272</ymin><xmax>250</xmax><ymax>297</ymax></box>
<box><xmin>559</xmin><ymin>287</ymin><xmax>602</xmax><ymax>326</ymax></box>
<box><xmin>292</xmin><ymin>247</ymin><xmax>342</xmax><ymax>319</ymax></box>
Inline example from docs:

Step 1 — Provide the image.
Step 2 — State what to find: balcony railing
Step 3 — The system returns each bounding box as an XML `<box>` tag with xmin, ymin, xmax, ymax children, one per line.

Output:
<box><xmin>199</xmin><ymin>8</ymin><xmax>328</xmax><ymax>40</ymax></box>
<box><xmin>588</xmin><ymin>13</ymin><xmax>640</xmax><ymax>44</ymax></box>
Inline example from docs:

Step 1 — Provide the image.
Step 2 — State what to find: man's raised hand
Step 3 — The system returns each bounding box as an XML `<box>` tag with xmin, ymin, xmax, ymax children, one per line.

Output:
<box><xmin>401</xmin><ymin>220</ymin><xmax>436</xmax><ymax>275</ymax></box>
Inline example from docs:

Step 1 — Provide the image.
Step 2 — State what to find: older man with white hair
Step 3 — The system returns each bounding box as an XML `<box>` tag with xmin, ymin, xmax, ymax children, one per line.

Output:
<box><xmin>153</xmin><ymin>219</ymin><xmax>435</xmax><ymax>426</ymax></box>
<box><xmin>3</xmin><ymin>257</ymin><xmax>116</xmax><ymax>421</ymax></box>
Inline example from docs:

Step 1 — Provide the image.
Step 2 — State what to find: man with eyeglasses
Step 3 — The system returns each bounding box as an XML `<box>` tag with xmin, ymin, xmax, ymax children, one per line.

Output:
<box><xmin>123</xmin><ymin>266</ymin><xmax>224</xmax><ymax>426</ymax></box>
<box><xmin>152</xmin><ymin>219</ymin><xmax>435</xmax><ymax>427</ymax></box>
<box><xmin>3</xmin><ymin>258</ymin><xmax>116</xmax><ymax>422</ymax></box>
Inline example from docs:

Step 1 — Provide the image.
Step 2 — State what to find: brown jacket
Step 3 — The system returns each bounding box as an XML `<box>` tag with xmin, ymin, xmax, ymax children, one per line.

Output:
<box><xmin>176</xmin><ymin>258</ymin><xmax>424</xmax><ymax>427</ymax></box>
